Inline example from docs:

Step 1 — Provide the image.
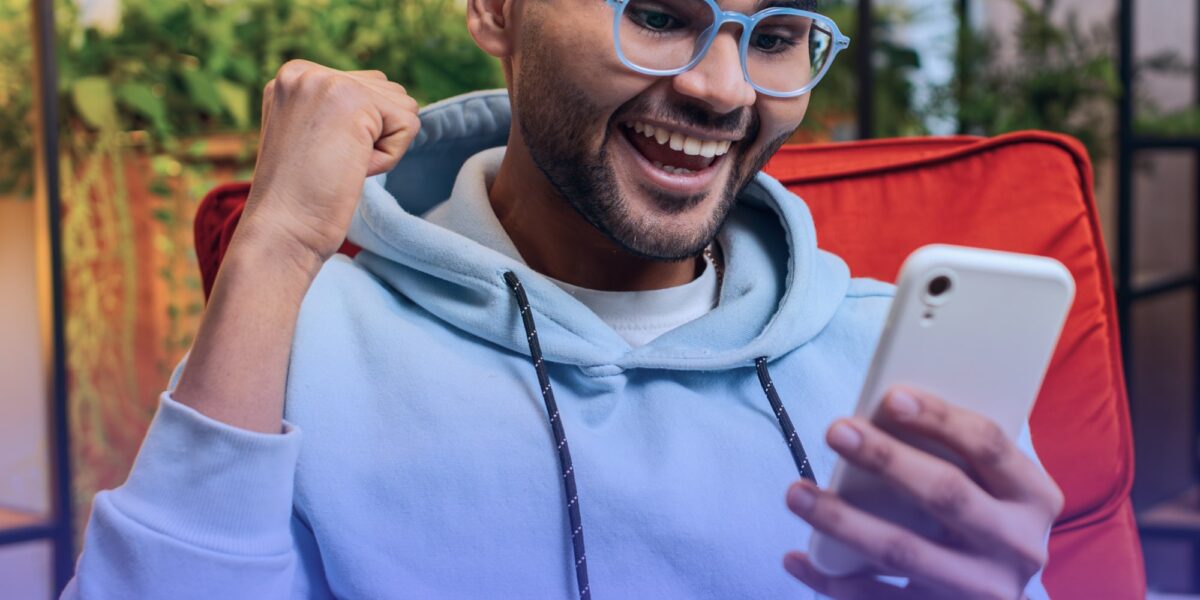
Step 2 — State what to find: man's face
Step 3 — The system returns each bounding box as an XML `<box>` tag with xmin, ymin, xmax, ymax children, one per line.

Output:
<box><xmin>511</xmin><ymin>0</ymin><xmax>812</xmax><ymax>261</ymax></box>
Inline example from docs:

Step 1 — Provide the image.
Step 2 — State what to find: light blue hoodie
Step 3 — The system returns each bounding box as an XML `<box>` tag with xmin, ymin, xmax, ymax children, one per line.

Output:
<box><xmin>65</xmin><ymin>90</ymin><xmax>1050</xmax><ymax>599</ymax></box>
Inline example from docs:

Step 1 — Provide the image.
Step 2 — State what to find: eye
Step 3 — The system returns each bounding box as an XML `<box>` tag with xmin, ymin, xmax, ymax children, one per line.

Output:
<box><xmin>752</xmin><ymin>32</ymin><xmax>796</xmax><ymax>52</ymax></box>
<box><xmin>628</xmin><ymin>8</ymin><xmax>683</xmax><ymax>32</ymax></box>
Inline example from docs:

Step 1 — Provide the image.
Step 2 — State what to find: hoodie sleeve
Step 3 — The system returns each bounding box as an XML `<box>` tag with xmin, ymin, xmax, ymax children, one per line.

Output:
<box><xmin>62</xmin><ymin>358</ymin><xmax>333</xmax><ymax>599</ymax></box>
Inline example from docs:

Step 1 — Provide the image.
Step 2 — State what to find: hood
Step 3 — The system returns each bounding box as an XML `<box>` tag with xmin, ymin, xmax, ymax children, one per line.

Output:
<box><xmin>346</xmin><ymin>89</ymin><xmax>852</xmax><ymax>371</ymax></box>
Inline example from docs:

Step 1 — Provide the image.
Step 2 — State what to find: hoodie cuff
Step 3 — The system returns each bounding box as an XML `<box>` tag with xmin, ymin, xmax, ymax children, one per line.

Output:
<box><xmin>109</xmin><ymin>392</ymin><xmax>303</xmax><ymax>556</ymax></box>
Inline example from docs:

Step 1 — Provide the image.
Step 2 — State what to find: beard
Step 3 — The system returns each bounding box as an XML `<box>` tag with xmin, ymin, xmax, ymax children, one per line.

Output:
<box><xmin>512</xmin><ymin>26</ymin><xmax>792</xmax><ymax>261</ymax></box>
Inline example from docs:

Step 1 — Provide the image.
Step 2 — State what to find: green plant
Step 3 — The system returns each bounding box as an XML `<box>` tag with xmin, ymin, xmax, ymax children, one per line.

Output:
<box><xmin>0</xmin><ymin>0</ymin><xmax>35</xmax><ymax>198</ymax></box>
<box><xmin>933</xmin><ymin>0</ymin><xmax>1120</xmax><ymax>162</ymax></box>
<box><xmin>0</xmin><ymin>0</ymin><xmax>506</xmax><ymax>196</ymax></box>
<box><xmin>795</xmin><ymin>0</ymin><xmax>927</xmax><ymax>141</ymax></box>
<box><xmin>1132</xmin><ymin>50</ymin><xmax>1200</xmax><ymax>137</ymax></box>
<box><xmin>62</xmin><ymin>0</ymin><xmax>503</xmax><ymax>138</ymax></box>
<box><xmin>1137</xmin><ymin>106</ymin><xmax>1200</xmax><ymax>136</ymax></box>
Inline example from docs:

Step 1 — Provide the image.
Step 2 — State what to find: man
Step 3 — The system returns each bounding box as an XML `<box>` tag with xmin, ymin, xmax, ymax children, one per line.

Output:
<box><xmin>65</xmin><ymin>0</ymin><xmax>1062</xmax><ymax>598</ymax></box>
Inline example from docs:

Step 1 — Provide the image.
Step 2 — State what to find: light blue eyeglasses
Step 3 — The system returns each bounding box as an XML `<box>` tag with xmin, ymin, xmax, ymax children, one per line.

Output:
<box><xmin>605</xmin><ymin>0</ymin><xmax>850</xmax><ymax>98</ymax></box>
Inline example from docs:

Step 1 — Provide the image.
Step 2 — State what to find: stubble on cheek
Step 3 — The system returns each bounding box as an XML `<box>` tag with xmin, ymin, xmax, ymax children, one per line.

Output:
<box><xmin>509</xmin><ymin>13</ymin><xmax>803</xmax><ymax>261</ymax></box>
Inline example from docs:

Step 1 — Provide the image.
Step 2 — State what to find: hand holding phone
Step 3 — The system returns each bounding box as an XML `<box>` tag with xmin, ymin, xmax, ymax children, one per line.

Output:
<box><xmin>784</xmin><ymin>245</ymin><xmax>1072</xmax><ymax>599</ymax></box>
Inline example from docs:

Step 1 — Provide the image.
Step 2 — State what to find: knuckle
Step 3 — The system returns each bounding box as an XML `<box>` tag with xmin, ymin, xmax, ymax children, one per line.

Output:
<box><xmin>974</xmin><ymin>419</ymin><xmax>1009</xmax><ymax>468</ymax></box>
<box><xmin>975</xmin><ymin>587</ymin><xmax>1017</xmax><ymax>600</ymax></box>
<box><xmin>878</xmin><ymin>536</ymin><xmax>920</xmax><ymax>573</ymax></box>
<box><xmin>1044</xmin><ymin>481</ymin><xmax>1066</xmax><ymax>517</ymax></box>
<box><xmin>403</xmin><ymin>110</ymin><xmax>422</xmax><ymax>131</ymax></box>
<box><xmin>861</xmin><ymin>437</ymin><xmax>895</xmax><ymax>471</ymax></box>
<box><xmin>1013</xmin><ymin>544</ymin><xmax>1048</xmax><ymax>581</ymax></box>
<box><xmin>926</xmin><ymin>471</ymin><xmax>972</xmax><ymax>518</ymax></box>
<box><xmin>275</xmin><ymin>60</ymin><xmax>310</xmax><ymax>85</ymax></box>
<box><xmin>809</xmin><ymin>492</ymin><xmax>844</xmax><ymax>528</ymax></box>
<box><xmin>314</xmin><ymin>71</ymin><xmax>345</xmax><ymax>94</ymax></box>
<box><xmin>924</xmin><ymin>397</ymin><xmax>951</xmax><ymax>426</ymax></box>
<box><xmin>351</xmin><ymin>108</ymin><xmax>383</xmax><ymax>137</ymax></box>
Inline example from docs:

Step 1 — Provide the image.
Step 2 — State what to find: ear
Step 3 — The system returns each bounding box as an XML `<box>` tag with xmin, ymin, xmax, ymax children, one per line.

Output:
<box><xmin>467</xmin><ymin>0</ymin><xmax>516</xmax><ymax>58</ymax></box>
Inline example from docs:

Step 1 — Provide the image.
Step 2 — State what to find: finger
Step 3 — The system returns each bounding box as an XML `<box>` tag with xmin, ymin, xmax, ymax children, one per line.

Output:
<box><xmin>366</xmin><ymin>106</ymin><xmax>421</xmax><ymax>176</ymax></box>
<box><xmin>347</xmin><ymin>69</ymin><xmax>388</xmax><ymax>81</ymax></box>
<box><xmin>355</xmin><ymin>77</ymin><xmax>422</xmax><ymax>111</ymax></box>
<box><xmin>879</xmin><ymin>386</ymin><xmax>1062</xmax><ymax>514</ymax></box>
<box><xmin>827</xmin><ymin>419</ymin><xmax>1052</xmax><ymax>570</ymax></box>
<box><xmin>254</xmin><ymin>79</ymin><xmax>278</xmax><ymax>179</ymax></box>
<box><xmin>826</xmin><ymin>418</ymin><xmax>1015</xmax><ymax>550</ymax></box>
<box><xmin>261</xmin><ymin>79</ymin><xmax>276</xmax><ymax>130</ymax></box>
<box><xmin>786</xmin><ymin>480</ymin><xmax>1011</xmax><ymax>597</ymax></box>
<box><xmin>784</xmin><ymin>552</ymin><xmax>916</xmax><ymax>600</ymax></box>
<box><xmin>360</xmin><ymin>79</ymin><xmax>419</xmax><ymax>112</ymax></box>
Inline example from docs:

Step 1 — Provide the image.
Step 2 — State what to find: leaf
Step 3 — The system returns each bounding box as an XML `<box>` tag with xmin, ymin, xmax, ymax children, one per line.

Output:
<box><xmin>71</xmin><ymin>76</ymin><xmax>119</xmax><ymax>130</ymax></box>
<box><xmin>227</xmin><ymin>56</ymin><xmax>258</xmax><ymax>84</ymax></box>
<box><xmin>152</xmin><ymin>208</ymin><xmax>174</xmax><ymax>224</ymax></box>
<box><xmin>181</xmin><ymin>69</ymin><xmax>223</xmax><ymax>116</ymax></box>
<box><xmin>149</xmin><ymin>180</ymin><xmax>172</xmax><ymax>197</ymax></box>
<box><xmin>115</xmin><ymin>82</ymin><xmax>169</xmax><ymax>133</ymax></box>
<box><xmin>885</xmin><ymin>48</ymin><xmax>921</xmax><ymax>70</ymax></box>
<box><xmin>215</xmin><ymin>79</ymin><xmax>251</xmax><ymax>129</ymax></box>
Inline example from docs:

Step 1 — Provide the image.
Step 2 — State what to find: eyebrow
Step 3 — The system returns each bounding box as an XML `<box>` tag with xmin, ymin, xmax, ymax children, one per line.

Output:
<box><xmin>755</xmin><ymin>0</ymin><xmax>817</xmax><ymax>10</ymax></box>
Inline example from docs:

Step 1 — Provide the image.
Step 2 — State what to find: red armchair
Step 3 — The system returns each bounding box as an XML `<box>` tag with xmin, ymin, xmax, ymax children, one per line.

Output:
<box><xmin>196</xmin><ymin>130</ymin><xmax>1145</xmax><ymax>599</ymax></box>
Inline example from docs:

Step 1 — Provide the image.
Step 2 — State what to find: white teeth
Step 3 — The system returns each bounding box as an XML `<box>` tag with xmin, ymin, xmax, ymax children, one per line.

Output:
<box><xmin>650</xmin><ymin>159</ymin><xmax>693</xmax><ymax>175</ymax></box>
<box><xmin>628</xmin><ymin>121</ymin><xmax>734</xmax><ymax>157</ymax></box>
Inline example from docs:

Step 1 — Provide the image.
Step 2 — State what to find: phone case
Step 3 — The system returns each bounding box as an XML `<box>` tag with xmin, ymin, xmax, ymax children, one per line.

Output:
<box><xmin>807</xmin><ymin>244</ymin><xmax>1075</xmax><ymax>577</ymax></box>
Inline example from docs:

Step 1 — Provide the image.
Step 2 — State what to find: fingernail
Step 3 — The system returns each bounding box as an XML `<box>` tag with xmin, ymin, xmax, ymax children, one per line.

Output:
<box><xmin>828</xmin><ymin>422</ymin><xmax>862</xmax><ymax>451</ymax></box>
<box><xmin>783</xmin><ymin>552</ymin><xmax>809</xmax><ymax>576</ymax></box>
<box><xmin>788</xmin><ymin>482</ymin><xmax>816</xmax><ymax>513</ymax></box>
<box><xmin>887</xmin><ymin>389</ymin><xmax>920</xmax><ymax>419</ymax></box>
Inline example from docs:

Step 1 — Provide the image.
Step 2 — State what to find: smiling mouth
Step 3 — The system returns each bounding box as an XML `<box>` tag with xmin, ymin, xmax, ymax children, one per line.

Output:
<box><xmin>620</xmin><ymin>121</ymin><xmax>736</xmax><ymax>175</ymax></box>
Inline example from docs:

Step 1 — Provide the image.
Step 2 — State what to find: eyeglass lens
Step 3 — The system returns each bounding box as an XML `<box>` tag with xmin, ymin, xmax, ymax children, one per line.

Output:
<box><xmin>616</xmin><ymin>0</ymin><xmax>834</xmax><ymax>94</ymax></box>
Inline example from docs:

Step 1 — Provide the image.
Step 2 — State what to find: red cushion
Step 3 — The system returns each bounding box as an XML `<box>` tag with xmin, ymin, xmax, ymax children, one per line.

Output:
<box><xmin>195</xmin><ymin>131</ymin><xmax>1144</xmax><ymax>598</ymax></box>
<box><xmin>194</xmin><ymin>183</ymin><xmax>360</xmax><ymax>298</ymax></box>
<box><xmin>765</xmin><ymin>131</ymin><xmax>1144</xmax><ymax>599</ymax></box>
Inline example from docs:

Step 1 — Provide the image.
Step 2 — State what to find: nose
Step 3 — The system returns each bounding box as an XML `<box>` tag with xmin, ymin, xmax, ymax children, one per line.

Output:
<box><xmin>671</xmin><ymin>30</ymin><xmax>757</xmax><ymax>114</ymax></box>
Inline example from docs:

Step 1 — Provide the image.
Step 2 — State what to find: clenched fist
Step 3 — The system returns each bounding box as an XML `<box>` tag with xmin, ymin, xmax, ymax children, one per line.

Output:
<box><xmin>233</xmin><ymin>60</ymin><xmax>421</xmax><ymax>276</ymax></box>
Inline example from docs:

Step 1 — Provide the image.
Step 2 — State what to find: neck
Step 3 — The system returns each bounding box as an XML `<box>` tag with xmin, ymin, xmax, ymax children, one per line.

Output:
<box><xmin>489</xmin><ymin>128</ymin><xmax>701</xmax><ymax>292</ymax></box>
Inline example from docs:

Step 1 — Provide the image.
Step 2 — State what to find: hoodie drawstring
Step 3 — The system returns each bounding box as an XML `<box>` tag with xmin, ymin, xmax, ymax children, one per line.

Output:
<box><xmin>755</xmin><ymin>357</ymin><xmax>817</xmax><ymax>482</ymax></box>
<box><xmin>503</xmin><ymin>272</ymin><xmax>591</xmax><ymax>600</ymax></box>
<box><xmin>503</xmin><ymin>271</ymin><xmax>816</xmax><ymax>600</ymax></box>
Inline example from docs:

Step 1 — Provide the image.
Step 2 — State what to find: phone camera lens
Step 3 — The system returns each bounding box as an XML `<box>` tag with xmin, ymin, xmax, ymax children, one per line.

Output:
<box><xmin>928</xmin><ymin>275</ymin><xmax>952</xmax><ymax>297</ymax></box>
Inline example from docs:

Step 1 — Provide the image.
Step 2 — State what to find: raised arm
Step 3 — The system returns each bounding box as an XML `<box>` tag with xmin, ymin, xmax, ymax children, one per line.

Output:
<box><xmin>63</xmin><ymin>61</ymin><xmax>420</xmax><ymax>598</ymax></box>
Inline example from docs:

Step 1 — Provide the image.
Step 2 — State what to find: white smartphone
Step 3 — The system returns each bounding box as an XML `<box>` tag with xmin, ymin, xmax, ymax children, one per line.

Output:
<box><xmin>808</xmin><ymin>244</ymin><xmax>1075</xmax><ymax>577</ymax></box>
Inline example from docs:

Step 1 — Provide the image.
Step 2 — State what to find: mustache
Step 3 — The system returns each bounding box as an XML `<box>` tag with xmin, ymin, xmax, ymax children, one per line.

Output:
<box><xmin>615</xmin><ymin>95</ymin><xmax>758</xmax><ymax>139</ymax></box>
